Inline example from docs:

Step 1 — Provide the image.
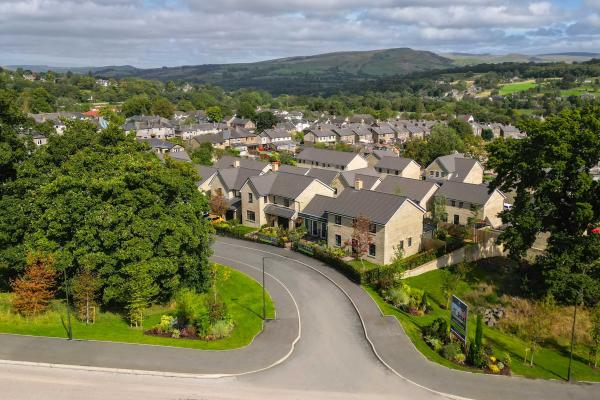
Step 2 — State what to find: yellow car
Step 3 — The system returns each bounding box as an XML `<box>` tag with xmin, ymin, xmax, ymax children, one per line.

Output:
<box><xmin>207</xmin><ymin>214</ymin><xmax>225</xmax><ymax>225</ymax></box>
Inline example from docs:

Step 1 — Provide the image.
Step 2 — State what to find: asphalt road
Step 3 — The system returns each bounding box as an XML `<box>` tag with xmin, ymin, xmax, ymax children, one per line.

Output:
<box><xmin>0</xmin><ymin>237</ymin><xmax>597</xmax><ymax>399</ymax></box>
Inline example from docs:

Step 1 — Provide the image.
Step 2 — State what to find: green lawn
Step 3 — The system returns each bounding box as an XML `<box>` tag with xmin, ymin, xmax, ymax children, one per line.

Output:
<box><xmin>364</xmin><ymin>261</ymin><xmax>600</xmax><ymax>381</ymax></box>
<box><xmin>0</xmin><ymin>265</ymin><xmax>275</xmax><ymax>350</ymax></box>
<box><xmin>560</xmin><ymin>86</ymin><xmax>600</xmax><ymax>97</ymax></box>
<box><xmin>499</xmin><ymin>81</ymin><xmax>538</xmax><ymax>95</ymax></box>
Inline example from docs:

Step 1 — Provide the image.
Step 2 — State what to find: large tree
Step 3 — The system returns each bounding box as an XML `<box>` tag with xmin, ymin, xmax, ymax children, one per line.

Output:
<box><xmin>0</xmin><ymin>123</ymin><xmax>214</xmax><ymax>310</ymax></box>
<box><xmin>487</xmin><ymin>106</ymin><xmax>600</xmax><ymax>305</ymax></box>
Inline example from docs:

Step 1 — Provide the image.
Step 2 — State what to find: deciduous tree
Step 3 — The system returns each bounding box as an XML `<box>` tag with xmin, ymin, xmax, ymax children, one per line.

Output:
<box><xmin>11</xmin><ymin>252</ymin><xmax>57</xmax><ymax>316</ymax></box>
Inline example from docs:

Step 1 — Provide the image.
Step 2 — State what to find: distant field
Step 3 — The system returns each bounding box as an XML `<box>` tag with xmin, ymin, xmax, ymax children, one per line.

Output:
<box><xmin>560</xmin><ymin>86</ymin><xmax>600</xmax><ymax>97</ymax></box>
<box><xmin>499</xmin><ymin>81</ymin><xmax>538</xmax><ymax>95</ymax></box>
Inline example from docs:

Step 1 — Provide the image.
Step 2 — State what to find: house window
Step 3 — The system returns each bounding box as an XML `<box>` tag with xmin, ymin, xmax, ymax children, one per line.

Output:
<box><xmin>451</xmin><ymin>200</ymin><xmax>456</xmax><ymax>207</ymax></box>
<box><xmin>335</xmin><ymin>215</ymin><xmax>342</xmax><ymax>225</ymax></box>
<box><xmin>247</xmin><ymin>210</ymin><xmax>256</xmax><ymax>222</ymax></box>
<box><xmin>248</xmin><ymin>193</ymin><xmax>253</xmax><ymax>203</ymax></box>
<box><xmin>408</xmin><ymin>237</ymin><xmax>412</xmax><ymax>247</ymax></box>
<box><xmin>284</xmin><ymin>198</ymin><xmax>290</xmax><ymax>207</ymax></box>
<box><xmin>395</xmin><ymin>170</ymin><xmax>399</xmax><ymax>175</ymax></box>
<box><xmin>435</xmin><ymin>171</ymin><xmax>440</xmax><ymax>177</ymax></box>
<box><xmin>459</xmin><ymin>202</ymin><xmax>464</xmax><ymax>208</ymax></box>
<box><xmin>454</xmin><ymin>214</ymin><xmax>460</xmax><ymax>224</ymax></box>
<box><xmin>429</xmin><ymin>171</ymin><xmax>434</xmax><ymax>176</ymax></box>
<box><xmin>321</xmin><ymin>222</ymin><xmax>327</xmax><ymax>239</ymax></box>
<box><xmin>335</xmin><ymin>234</ymin><xmax>342</xmax><ymax>247</ymax></box>
<box><xmin>264</xmin><ymin>196</ymin><xmax>268</xmax><ymax>202</ymax></box>
<box><xmin>369</xmin><ymin>223</ymin><xmax>376</xmax><ymax>234</ymax></box>
<box><xmin>369</xmin><ymin>244</ymin><xmax>376</xmax><ymax>257</ymax></box>
<box><xmin>399</xmin><ymin>240</ymin><xmax>404</xmax><ymax>250</ymax></box>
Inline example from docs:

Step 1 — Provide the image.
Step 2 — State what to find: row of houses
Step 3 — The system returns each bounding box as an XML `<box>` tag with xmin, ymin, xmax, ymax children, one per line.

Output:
<box><xmin>198</xmin><ymin>149</ymin><xmax>505</xmax><ymax>265</ymax></box>
<box><xmin>459</xmin><ymin>115</ymin><xmax>525</xmax><ymax>139</ymax></box>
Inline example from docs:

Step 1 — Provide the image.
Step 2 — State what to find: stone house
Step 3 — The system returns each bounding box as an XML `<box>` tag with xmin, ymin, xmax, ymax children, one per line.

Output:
<box><xmin>375</xmin><ymin>157</ymin><xmax>422</xmax><ymax>179</ymax></box>
<box><xmin>374</xmin><ymin>176</ymin><xmax>439</xmax><ymax>212</ymax></box>
<box><xmin>425</xmin><ymin>153</ymin><xmax>484</xmax><ymax>184</ymax></box>
<box><xmin>435</xmin><ymin>181</ymin><xmax>505</xmax><ymax>228</ymax></box>
<box><xmin>296</xmin><ymin>148</ymin><xmax>368</xmax><ymax>171</ymax></box>
<box><xmin>240</xmin><ymin>171</ymin><xmax>335</xmax><ymax>230</ymax></box>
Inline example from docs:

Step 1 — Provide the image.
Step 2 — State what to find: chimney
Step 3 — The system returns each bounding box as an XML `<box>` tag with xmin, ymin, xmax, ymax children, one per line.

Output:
<box><xmin>233</xmin><ymin>159</ymin><xmax>240</xmax><ymax>168</ymax></box>
<box><xmin>271</xmin><ymin>162</ymin><xmax>279</xmax><ymax>172</ymax></box>
<box><xmin>354</xmin><ymin>179</ymin><xmax>363</xmax><ymax>190</ymax></box>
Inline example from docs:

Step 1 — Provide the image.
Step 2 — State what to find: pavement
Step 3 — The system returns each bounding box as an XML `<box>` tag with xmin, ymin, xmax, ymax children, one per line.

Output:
<box><xmin>0</xmin><ymin>236</ymin><xmax>597</xmax><ymax>400</ymax></box>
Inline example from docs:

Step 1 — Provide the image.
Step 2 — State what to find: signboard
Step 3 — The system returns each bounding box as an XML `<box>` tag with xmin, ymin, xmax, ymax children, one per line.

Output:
<box><xmin>450</xmin><ymin>295</ymin><xmax>468</xmax><ymax>345</ymax></box>
<box><xmin>297</xmin><ymin>242</ymin><xmax>314</xmax><ymax>256</ymax></box>
<box><xmin>258</xmin><ymin>234</ymin><xmax>279</xmax><ymax>245</ymax></box>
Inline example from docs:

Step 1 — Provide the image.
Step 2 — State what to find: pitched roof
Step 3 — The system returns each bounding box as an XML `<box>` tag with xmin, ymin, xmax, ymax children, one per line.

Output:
<box><xmin>333</xmin><ymin>127</ymin><xmax>355</xmax><ymax>137</ymax></box>
<box><xmin>308</xmin><ymin>129</ymin><xmax>336</xmax><ymax>138</ymax></box>
<box><xmin>261</xmin><ymin>128</ymin><xmax>291</xmax><ymax>139</ymax></box>
<box><xmin>436</xmin><ymin>181</ymin><xmax>504</xmax><ymax>204</ymax></box>
<box><xmin>247</xmin><ymin>172</ymin><xmax>327</xmax><ymax>199</ymax></box>
<box><xmin>301</xmin><ymin>194</ymin><xmax>336</xmax><ymax>219</ymax></box>
<box><xmin>192</xmin><ymin>133</ymin><xmax>224</xmax><ymax>145</ymax></box>
<box><xmin>305</xmin><ymin>168</ymin><xmax>339</xmax><ymax>185</ymax></box>
<box><xmin>375</xmin><ymin>176</ymin><xmax>439</xmax><ymax>203</ymax></box>
<box><xmin>371</xmin><ymin>149</ymin><xmax>397</xmax><ymax>159</ymax></box>
<box><xmin>324</xmin><ymin>189</ymin><xmax>423</xmax><ymax>225</ymax></box>
<box><xmin>375</xmin><ymin>156</ymin><xmax>418</xmax><ymax>171</ymax></box>
<box><xmin>429</xmin><ymin>153</ymin><xmax>480</xmax><ymax>181</ymax></box>
<box><xmin>339</xmin><ymin>167</ymin><xmax>380</xmax><ymax>188</ymax></box>
<box><xmin>296</xmin><ymin>147</ymin><xmax>363</xmax><ymax>167</ymax></box>
<box><xmin>277</xmin><ymin>164</ymin><xmax>310</xmax><ymax>175</ymax></box>
<box><xmin>218</xmin><ymin>167</ymin><xmax>263</xmax><ymax>192</ymax></box>
<box><xmin>139</xmin><ymin>138</ymin><xmax>175</xmax><ymax>150</ymax></box>
<box><xmin>264</xmin><ymin>204</ymin><xmax>296</xmax><ymax>219</ymax></box>
<box><xmin>213</xmin><ymin>156</ymin><xmax>267</xmax><ymax>171</ymax></box>
<box><xmin>195</xmin><ymin>165</ymin><xmax>217</xmax><ymax>186</ymax></box>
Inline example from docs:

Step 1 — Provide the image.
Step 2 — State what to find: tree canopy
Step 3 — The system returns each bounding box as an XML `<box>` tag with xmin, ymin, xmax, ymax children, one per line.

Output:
<box><xmin>0</xmin><ymin>120</ymin><xmax>213</xmax><ymax>309</ymax></box>
<box><xmin>487</xmin><ymin>106</ymin><xmax>600</xmax><ymax>304</ymax></box>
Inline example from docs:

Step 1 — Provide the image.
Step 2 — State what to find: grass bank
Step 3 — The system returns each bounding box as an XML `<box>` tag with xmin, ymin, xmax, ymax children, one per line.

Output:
<box><xmin>364</xmin><ymin>258</ymin><xmax>600</xmax><ymax>381</ymax></box>
<box><xmin>0</xmin><ymin>265</ymin><xmax>275</xmax><ymax>350</ymax></box>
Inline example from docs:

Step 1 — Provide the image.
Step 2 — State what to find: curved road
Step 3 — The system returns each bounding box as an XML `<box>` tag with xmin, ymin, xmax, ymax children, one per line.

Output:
<box><xmin>0</xmin><ymin>237</ymin><xmax>596</xmax><ymax>399</ymax></box>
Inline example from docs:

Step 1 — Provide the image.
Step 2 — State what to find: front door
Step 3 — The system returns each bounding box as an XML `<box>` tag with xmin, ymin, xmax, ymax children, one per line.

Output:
<box><xmin>278</xmin><ymin>216</ymin><xmax>288</xmax><ymax>229</ymax></box>
<box><xmin>453</xmin><ymin>214</ymin><xmax>460</xmax><ymax>225</ymax></box>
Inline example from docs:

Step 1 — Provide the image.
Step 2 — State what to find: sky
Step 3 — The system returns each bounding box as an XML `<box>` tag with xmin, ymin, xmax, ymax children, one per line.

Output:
<box><xmin>0</xmin><ymin>0</ymin><xmax>598</xmax><ymax>68</ymax></box>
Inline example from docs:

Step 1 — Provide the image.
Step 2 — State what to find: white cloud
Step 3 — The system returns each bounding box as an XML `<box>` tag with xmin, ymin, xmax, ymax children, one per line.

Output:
<box><xmin>0</xmin><ymin>0</ymin><xmax>595</xmax><ymax>67</ymax></box>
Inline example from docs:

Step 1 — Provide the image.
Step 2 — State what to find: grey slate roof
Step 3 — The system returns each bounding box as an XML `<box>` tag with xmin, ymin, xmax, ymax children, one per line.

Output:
<box><xmin>375</xmin><ymin>176</ymin><xmax>439</xmax><ymax>203</ymax></box>
<box><xmin>436</xmin><ymin>181</ymin><xmax>504</xmax><ymax>205</ymax></box>
<box><xmin>296</xmin><ymin>148</ymin><xmax>364</xmax><ymax>167</ymax></box>
<box><xmin>375</xmin><ymin>156</ymin><xmax>417</xmax><ymax>171</ymax></box>
<box><xmin>218</xmin><ymin>167</ymin><xmax>263</xmax><ymax>192</ymax></box>
<box><xmin>278</xmin><ymin>164</ymin><xmax>310</xmax><ymax>175</ymax></box>
<box><xmin>301</xmin><ymin>195</ymin><xmax>336</xmax><ymax>219</ymax></box>
<box><xmin>165</xmin><ymin>150</ymin><xmax>191</xmax><ymax>162</ymax></box>
<box><xmin>305</xmin><ymin>168</ymin><xmax>339</xmax><ymax>185</ymax></box>
<box><xmin>333</xmin><ymin>127</ymin><xmax>356</xmax><ymax>137</ymax></box>
<box><xmin>324</xmin><ymin>189</ymin><xmax>421</xmax><ymax>225</ymax></box>
<box><xmin>139</xmin><ymin>138</ymin><xmax>176</xmax><ymax>150</ymax></box>
<box><xmin>261</xmin><ymin>129</ymin><xmax>291</xmax><ymax>139</ymax></box>
<box><xmin>339</xmin><ymin>167</ymin><xmax>380</xmax><ymax>188</ymax></box>
<box><xmin>308</xmin><ymin>129</ymin><xmax>336</xmax><ymax>138</ymax></box>
<box><xmin>371</xmin><ymin>149</ymin><xmax>397</xmax><ymax>159</ymax></box>
<box><xmin>195</xmin><ymin>165</ymin><xmax>217</xmax><ymax>186</ymax></box>
<box><xmin>192</xmin><ymin>133</ymin><xmax>224</xmax><ymax>145</ymax></box>
<box><xmin>248</xmin><ymin>172</ymin><xmax>326</xmax><ymax>199</ymax></box>
<box><xmin>214</xmin><ymin>156</ymin><xmax>267</xmax><ymax>171</ymax></box>
<box><xmin>264</xmin><ymin>204</ymin><xmax>296</xmax><ymax>219</ymax></box>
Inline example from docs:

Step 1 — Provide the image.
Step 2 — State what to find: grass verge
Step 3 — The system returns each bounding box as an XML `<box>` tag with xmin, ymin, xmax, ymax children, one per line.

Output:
<box><xmin>0</xmin><ymin>265</ymin><xmax>275</xmax><ymax>350</ymax></box>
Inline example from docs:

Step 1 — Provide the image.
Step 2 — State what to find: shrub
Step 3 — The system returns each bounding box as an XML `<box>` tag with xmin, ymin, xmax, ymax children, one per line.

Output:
<box><xmin>488</xmin><ymin>363</ymin><xmax>501</xmax><ymax>374</ymax></box>
<box><xmin>425</xmin><ymin>336</ymin><xmax>443</xmax><ymax>352</ymax></box>
<box><xmin>502</xmin><ymin>352</ymin><xmax>512</xmax><ymax>367</ymax></box>
<box><xmin>454</xmin><ymin>353</ymin><xmax>466</xmax><ymax>364</ymax></box>
<box><xmin>208</xmin><ymin>319</ymin><xmax>234</xmax><ymax>339</ymax></box>
<box><xmin>205</xmin><ymin>294</ymin><xmax>229</xmax><ymax>324</ymax></box>
<box><xmin>180</xmin><ymin>325</ymin><xmax>197</xmax><ymax>338</ymax></box>
<box><xmin>387</xmin><ymin>287</ymin><xmax>410</xmax><ymax>308</ymax></box>
<box><xmin>171</xmin><ymin>328</ymin><xmax>180</xmax><ymax>339</ymax></box>
<box><xmin>158</xmin><ymin>315</ymin><xmax>176</xmax><ymax>333</ymax></box>
<box><xmin>442</xmin><ymin>342</ymin><xmax>461</xmax><ymax>361</ymax></box>
<box><xmin>175</xmin><ymin>288</ymin><xmax>206</xmax><ymax>326</ymax></box>
<box><xmin>11</xmin><ymin>253</ymin><xmax>57</xmax><ymax>316</ymax></box>
<box><xmin>424</xmin><ymin>317</ymin><xmax>449</xmax><ymax>342</ymax></box>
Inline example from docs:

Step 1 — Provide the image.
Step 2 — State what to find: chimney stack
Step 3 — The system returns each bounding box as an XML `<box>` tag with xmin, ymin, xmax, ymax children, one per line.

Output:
<box><xmin>271</xmin><ymin>162</ymin><xmax>279</xmax><ymax>172</ymax></box>
<box><xmin>233</xmin><ymin>159</ymin><xmax>240</xmax><ymax>168</ymax></box>
<box><xmin>354</xmin><ymin>179</ymin><xmax>363</xmax><ymax>190</ymax></box>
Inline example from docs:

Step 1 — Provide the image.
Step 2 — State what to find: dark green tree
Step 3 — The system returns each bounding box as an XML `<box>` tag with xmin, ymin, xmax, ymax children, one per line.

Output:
<box><xmin>191</xmin><ymin>142</ymin><xmax>214</xmax><ymax>166</ymax></box>
<box><xmin>122</xmin><ymin>95</ymin><xmax>152</xmax><ymax>117</ymax></box>
<box><xmin>253</xmin><ymin>111</ymin><xmax>278</xmax><ymax>133</ymax></box>
<box><xmin>487</xmin><ymin>106</ymin><xmax>600</xmax><ymax>305</ymax></box>
<box><xmin>151</xmin><ymin>97</ymin><xmax>175</xmax><ymax>119</ymax></box>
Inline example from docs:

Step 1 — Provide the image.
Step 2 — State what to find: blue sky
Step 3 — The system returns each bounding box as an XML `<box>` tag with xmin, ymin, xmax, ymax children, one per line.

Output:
<box><xmin>0</xmin><ymin>0</ymin><xmax>598</xmax><ymax>67</ymax></box>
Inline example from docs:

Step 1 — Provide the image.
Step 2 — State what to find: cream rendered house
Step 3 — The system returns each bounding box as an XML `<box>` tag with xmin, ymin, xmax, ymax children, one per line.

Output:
<box><xmin>375</xmin><ymin>157</ymin><xmax>422</xmax><ymax>179</ymax></box>
<box><xmin>296</xmin><ymin>148</ymin><xmax>368</xmax><ymax>171</ymax></box>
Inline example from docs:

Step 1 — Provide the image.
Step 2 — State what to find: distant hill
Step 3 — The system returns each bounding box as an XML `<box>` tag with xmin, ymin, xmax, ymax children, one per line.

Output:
<box><xmin>443</xmin><ymin>52</ymin><xmax>600</xmax><ymax>66</ymax></box>
<box><xmin>84</xmin><ymin>48</ymin><xmax>454</xmax><ymax>94</ymax></box>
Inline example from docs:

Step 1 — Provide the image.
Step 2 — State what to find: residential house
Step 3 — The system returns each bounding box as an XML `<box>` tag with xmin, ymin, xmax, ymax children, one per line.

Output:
<box><xmin>240</xmin><ymin>172</ymin><xmax>335</xmax><ymax>230</ymax></box>
<box><xmin>353</xmin><ymin>125</ymin><xmax>374</xmax><ymax>144</ymax></box>
<box><xmin>333</xmin><ymin>127</ymin><xmax>357</xmax><ymax>144</ymax></box>
<box><xmin>30</xmin><ymin>112</ymin><xmax>87</xmax><ymax>135</ymax></box>
<box><xmin>425</xmin><ymin>153</ymin><xmax>484</xmax><ymax>184</ymax></box>
<box><xmin>365</xmin><ymin>149</ymin><xmax>398</xmax><ymax>167</ymax></box>
<box><xmin>195</xmin><ymin>165</ymin><xmax>218</xmax><ymax>193</ymax></box>
<box><xmin>296</xmin><ymin>148</ymin><xmax>368</xmax><ymax>171</ymax></box>
<box><xmin>375</xmin><ymin>157</ymin><xmax>422</xmax><ymax>179</ymax></box>
<box><xmin>190</xmin><ymin>133</ymin><xmax>226</xmax><ymax>150</ymax></box>
<box><xmin>31</xmin><ymin>133</ymin><xmax>48</xmax><ymax>146</ymax></box>
<box><xmin>277</xmin><ymin>164</ymin><xmax>340</xmax><ymax>189</ymax></box>
<box><xmin>349</xmin><ymin>114</ymin><xmax>376</xmax><ymax>125</ymax></box>
<box><xmin>259</xmin><ymin>129</ymin><xmax>296</xmax><ymax>151</ymax></box>
<box><xmin>303</xmin><ymin>128</ymin><xmax>337</xmax><ymax>145</ymax></box>
<box><xmin>175</xmin><ymin>123</ymin><xmax>220</xmax><ymax>140</ymax></box>
<box><xmin>124</xmin><ymin>116</ymin><xmax>175</xmax><ymax>139</ymax></box>
<box><xmin>302</xmin><ymin>189</ymin><xmax>425</xmax><ymax>264</ymax></box>
<box><xmin>500</xmin><ymin>125</ymin><xmax>525</xmax><ymax>139</ymax></box>
<box><xmin>228</xmin><ymin>117</ymin><xmax>256</xmax><ymax>131</ymax></box>
<box><xmin>139</xmin><ymin>138</ymin><xmax>191</xmax><ymax>162</ymax></box>
<box><xmin>213</xmin><ymin>156</ymin><xmax>271</xmax><ymax>173</ymax></box>
<box><xmin>370</xmin><ymin>123</ymin><xmax>396</xmax><ymax>144</ymax></box>
<box><xmin>374</xmin><ymin>176</ymin><xmax>439</xmax><ymax>212</ymax></box>
<box><xmin>435</xmin><ymin>181</ymin><xmax>505</xmax><ymax>228</ymax></box>
<box><xmin>221</xmin><ymin>128</ymin><xmax>259</xmax><ymax>151</ymax></box>
<box><xmin>336</xmin><ymin>167</ymin><xmax>382</xmax><ymax>193</ymax></box>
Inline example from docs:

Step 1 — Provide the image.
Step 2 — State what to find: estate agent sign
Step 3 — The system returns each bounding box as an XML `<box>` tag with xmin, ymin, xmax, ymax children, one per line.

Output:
<box><xmin>450</xmin><ymin>295</ymin><xmax>468</xmax><ymax>344</ymax></box>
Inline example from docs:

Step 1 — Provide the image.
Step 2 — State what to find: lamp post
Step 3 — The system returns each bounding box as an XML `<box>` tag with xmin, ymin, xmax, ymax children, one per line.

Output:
<box><xmin>567</xmin><ymin>287</ymin><xmax>584</xmax><ymax>382</ymax></box>
<box><xmin>63</xmin><ymin>267</ymin><xmax>73</xmax><ymax>340</ymax></box>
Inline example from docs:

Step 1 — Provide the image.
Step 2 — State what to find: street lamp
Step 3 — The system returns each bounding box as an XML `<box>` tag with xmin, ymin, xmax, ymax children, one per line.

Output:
<box><xmin>567</xmin><ymin>287</ymin><xmax>584</xmax><ymax>382</ymax></box>
<box><xmin>63</xmin><ymin>266</ymin><xmax>73</xmax><ymax>340</ymax></box>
